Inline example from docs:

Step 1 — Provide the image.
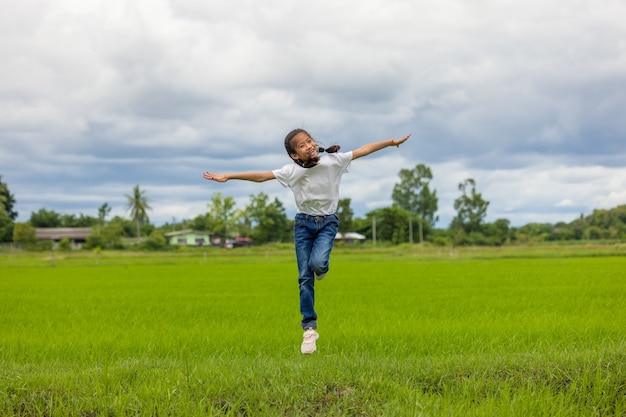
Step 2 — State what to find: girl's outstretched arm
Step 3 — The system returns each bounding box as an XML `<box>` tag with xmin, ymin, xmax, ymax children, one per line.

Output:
<box><xmin>203</xmin><ymin>171</ymin><xmax>275</xmax><ymax>183</ymax></box>
<box><xmin>351</xmin><ymin>133</ymin><xmax>412</xmax><ymax>160</ymax></box>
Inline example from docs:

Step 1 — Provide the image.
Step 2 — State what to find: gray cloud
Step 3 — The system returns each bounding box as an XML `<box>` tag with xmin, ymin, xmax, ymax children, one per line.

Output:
<box><xmin>1</xmin><ymin>0</ymin><xmax>625</xmax><ymax>228</ymax></box>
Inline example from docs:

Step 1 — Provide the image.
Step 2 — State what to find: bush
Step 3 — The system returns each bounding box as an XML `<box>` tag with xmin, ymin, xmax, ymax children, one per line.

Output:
<box><xmin>84</xmin><ymin>234</ymin><xmax>104</xmax><ymax>250</ymax></box>
<box><xmin>59</xmin><ymin>238</ymin><xmax>72</xmax><ymax>252</ymax></box>
<box><xmin>12</xmin><ymin>223</ymin><xmax>37</xmax><ymax>246</ymax></box>
<box><xmin>141</xmin><ymin>230</ymin><xmax>167</xmax><ymax>251</ymax></box>
<box><xmin>26</xmin><ymin>240</ymin><xmax>54</xmax><ymax>252</ymax></box>
<box><xmin>432</xmin><ymin>236</ymin><xmax>451</xmax><ymax>247</ymax></box>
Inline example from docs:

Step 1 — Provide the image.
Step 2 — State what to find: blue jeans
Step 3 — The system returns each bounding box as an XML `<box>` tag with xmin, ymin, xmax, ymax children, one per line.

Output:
<box><xmin>293</xmin><ymin>213</ymin><xmax>339</xmax><ymax>330</ymax></box>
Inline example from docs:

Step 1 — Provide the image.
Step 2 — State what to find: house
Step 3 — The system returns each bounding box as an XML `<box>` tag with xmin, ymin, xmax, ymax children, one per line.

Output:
<box><xmin>335</xmin><ymin>232</ymin><xmax>366</xmax><ymax>244</ymax></box>
<box><xmin>35</xmin><ymin>227</ymin><xmax>92</xmax><ymax>249</ymax></box>
<box><xmin>164</xmin><ymin>230</ymin><xmax>211</xmax><ymax>246</ymax></box>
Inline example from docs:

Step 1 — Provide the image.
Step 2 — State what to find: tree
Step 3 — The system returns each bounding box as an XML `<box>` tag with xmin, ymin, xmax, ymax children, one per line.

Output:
<box><xmin>58</xmin><ymin>238</ymin><xmax>72</xmax><ymax>252</ymax></box>
<box><xmin>85</xmin><ymin>218</ymin><xmax>125</xmax><ymax>249</ymax></box>
<box><xmin>98</xmin><ymin>202</ymin><xmax>111</xmax><ymax>231</ymax></box>
<box><xmin>481</xmin><ymin>218</ymin><xmax>511</xmax><ymax>246</ymax></box>
<box><xmin>190</xmin><ymin>213</ymin><xmax>209</xmax><ymax>231</ymax></box>
<box><xmin>30</xmin><ymin>208</ymin><xmax>62</xmax><ymax>227</ymax></box>
<box><xmin>336</xmin><ymin>198</ymin><xmax>354</xmax><ymax>233</ymax></box>
<box><xmin>0</xmin><ymin>175</ymin><xmax>18</xmax><ymax>221</ymax></box>
<box><xmin>59</xmin><ymin>213</ymin><xmax>98</xmax><ymax>227</ymax></box>
<box><xmin>392</xmin><ymin>164</ymin><xmax>438</xmax><ymax>243</ymax></box>
<box><xmin>88</xmin><ymin>203</ymin><xmax>117</xmax><ymax>249</ymax></box>
<box><xmin>205</xmin><ymin>192</ymin><xmax>238</xmax><ymax>237</ymax></box>
<box><xmin>13</xmin><ymin>223</ymin><xmax>37</xmax><ymax>248</ymax></box>
<box><xmin>0</xmin><ymin>178</ymin><xmax>12</xmax><ymax>242</ymax></box>
<box><xmin>124</xmin><ymin>185</ymin><xmax>152</xmax><ymax>238</ymax></box>
<box><xmin>0</xmin><ymin>182</ymin><xmax>5</xmax><ymax>210</ymax></box>
<box><xmin>92</xmin><ymin>202</ymin><xmax>112</xmax><ymax>238</ymax></box>
<box><xmin>451</xmin><ymin>178</ymin><xmax>489</xmax><ymax>241</ymax></box>
<box><xmin>0</xmin><ymin>209</ymin><xmax>12</xmax><ymax>242</ymax></box>
<box><xmin>142</xmin><ymin>229</ymin><xmax>167</xmax><ymax>251</ymax></box>
<box><xmin>366</xmin><ymin>206</ymin><xmax>418</xmax><ymax>245</ymax></box>
<box><xmin>245</xmin><ymin>192</ymin><xmax>289</xmax><ymax>243</ymax></box>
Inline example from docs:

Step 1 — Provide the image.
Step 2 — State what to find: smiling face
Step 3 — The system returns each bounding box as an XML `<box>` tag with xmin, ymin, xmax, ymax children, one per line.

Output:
<box><xmin>288</xmin><ymin>131</ymin><xmax>320</xmax><ymax>164</ymax></box>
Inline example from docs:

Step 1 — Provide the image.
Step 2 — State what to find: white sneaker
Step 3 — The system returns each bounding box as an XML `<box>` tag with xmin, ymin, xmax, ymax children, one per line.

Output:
<box><xmin>301</xmin><ymin>328</ymin><xmax>319</xmax><ymax>355</ymax></box>
<box><xmin>314</xmin><ymin>271</ymin><xmax>327</xmax><ymax>280</ymax></box>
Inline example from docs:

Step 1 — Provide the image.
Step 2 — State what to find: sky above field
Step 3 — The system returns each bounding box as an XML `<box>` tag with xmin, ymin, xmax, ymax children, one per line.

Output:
<box><xmin>1</xmin><ymin>0</ymin><xmax>625</xmax><ymax>228</ymax></box>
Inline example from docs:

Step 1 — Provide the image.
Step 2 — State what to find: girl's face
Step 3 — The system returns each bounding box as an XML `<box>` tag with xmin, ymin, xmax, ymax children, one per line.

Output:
<box><xmin>289</xmin><ymin>131</ymin><xmax>319</xmax><ymax>163</ymax></box>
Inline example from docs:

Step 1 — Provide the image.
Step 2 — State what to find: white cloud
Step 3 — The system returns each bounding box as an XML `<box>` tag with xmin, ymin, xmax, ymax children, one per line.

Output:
<box><xmin>556</xmin><ymin>199</ymin><xmax>576</xmax><ymax>208</ymax></box>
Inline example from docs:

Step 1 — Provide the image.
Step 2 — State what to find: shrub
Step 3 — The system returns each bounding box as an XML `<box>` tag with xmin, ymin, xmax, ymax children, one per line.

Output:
<box><xmin>141</xmin><ymin>230</ymin><xmax>167</xmax><ymax>251</ymax></box>
<box><xmin>58</xmin><ymin>238</ymin><xmax>72</xmax><ymax>252</ymax></box>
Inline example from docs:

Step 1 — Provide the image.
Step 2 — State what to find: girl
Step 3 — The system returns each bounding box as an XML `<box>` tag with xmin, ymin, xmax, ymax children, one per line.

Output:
<box><xmin>203</xmin><ymin>129</ymin><xmax>411</xmax><ymax>354</ymax></box>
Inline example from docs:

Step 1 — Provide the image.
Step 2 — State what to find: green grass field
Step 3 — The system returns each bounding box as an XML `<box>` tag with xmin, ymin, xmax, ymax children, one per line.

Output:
<box><xmin>1</xmin><ymin>247</ymin><xmax>625</xmax><ymax>416</ymax></box>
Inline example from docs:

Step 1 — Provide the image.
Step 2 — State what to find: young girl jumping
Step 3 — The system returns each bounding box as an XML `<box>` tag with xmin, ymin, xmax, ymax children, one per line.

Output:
<box><xmin>203</xmin><ymin>129</ymin><xmax>411</xmax><ymax>354</ymax></box>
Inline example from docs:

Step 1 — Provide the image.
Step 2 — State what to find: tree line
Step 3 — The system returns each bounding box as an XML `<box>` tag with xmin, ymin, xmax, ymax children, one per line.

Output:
<box><xmin>1</xmin><ymin>169</ymin><xmax>625</xmax><ymax>250</ymax></box>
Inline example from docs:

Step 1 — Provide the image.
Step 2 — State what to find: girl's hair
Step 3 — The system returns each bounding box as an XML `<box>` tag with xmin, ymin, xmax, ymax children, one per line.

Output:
<box><xmin>284</xmin><ymin>128</ymin><xmax>340</xmax><ymax>168</ymax></box>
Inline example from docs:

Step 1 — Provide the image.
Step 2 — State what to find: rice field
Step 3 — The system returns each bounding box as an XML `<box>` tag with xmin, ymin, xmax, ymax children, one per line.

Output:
<box><xmin>1</xmin><ymin>247</ymin><xmax>625</xmax><ymax>416</ymax></box>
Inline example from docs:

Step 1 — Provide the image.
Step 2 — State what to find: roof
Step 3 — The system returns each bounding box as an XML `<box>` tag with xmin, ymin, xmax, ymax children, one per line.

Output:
<box><xmin>35</xmin><ymin>228</ymin><xmax>92</xmax><ymax>240</ymax></box>
<box><xmin>164</xmin><ymin>229</ymin><xmax>211</xmax><ymax>237</ymax></box>
<box><xmin>335</xmin><ymin>232</ymin><xmax>366</xmax><ymax>240</ymax></box>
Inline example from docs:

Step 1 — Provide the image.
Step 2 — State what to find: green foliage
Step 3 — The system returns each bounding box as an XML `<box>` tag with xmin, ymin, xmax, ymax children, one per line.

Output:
<box><xmin>480</xmin><ymin>218</ymin><xmax>511</xmax><ymax>246</ymax></box>
<box><xmin>12</xmin><ymin>222</ymin><xmax>37</xmax><ymax>247</ymax></box>
<box><xmin>101</xmin><ymin>221</ymin><xmax>125</xmax><ymax>249</ymax></box>
<box><xmin>85</xmin><ymin>220</ymin><xmax>125</xmax><ymax>250</ymax></box>
<box><xmin>60</xmin><ymin>213</ymin><xmax>98</xmax><ymax>227</ymax></box>
<box><xmin>84</xmin><ymin>234</ymin><xmax>104</xmax><ymax>251</ymax></box>
<box><xmin>29</xmin><ymin>208</ymin><xmax>62</xmax><ymax>227</ymax></box>
<box><xmin>205</xmin><ymin>192</ymin><xmax>239</xmax><ymax>237</ymax></box>
<box><xmin>451</xmin><ymin>178</ymin><xmax>489</xmax><ymax>236</ymax></box>
<box><xmin>0</xmin><ymin>209</ymin><xmax>13</xmax><ymax>243</ymax></box>
<box><xmin>336</xmin><ymin>198</ymin><xmax>354</xmax><ymax>233</ymax></box>
<box><xmin>509</xmin><ymin>205</ymin><xmax>626</xmax><ymax>244</ymax></box>
<box><xmin>58</xmin><ymin>237</ymin><xmax>72</xmax><ymax>252</ymax></box>
<box><xmin>141</xmin><ymin>230</ymin><xmax>167</xmax><ymax>251</ymax></box>
<box><xmin>0</xmin><ymin>176</ymin><xmax>16</xmax><ymax>242</ymax></box>
<box><xmin>244</xmin><ymin>192</ymin><xmax>290</xmax><ymax>244</ymax></box>
<box><xmin>427</xmin><ymin>229</ymin><xmax>452</xmax><ymax>246</ymax></box>
<box><xmin>97</xmin><ymin>202</ymin><xmax>111</xmax><ymax>228</ymax></box>
<box><xmin>365</xmin><ymin>206</ymin><xmax>422</xmax><ymax>244</ymax></box>
<box><xmin>28</xmin><ymin>208</ymin><xmax>97</xmax><ymax>228</ymax></box>
<box><xmin>37</xmin><ymin>239</ymin><xmax>55</xmax><ymax>251</ymax></box>
<box><xmin>0</xmin><ymin>175</ymin><xmax>18</xmax><ymax>221</ymax></box>
<box><xmin>392</xmin><ymin>164</ymin><xmax>439</xmax><ymax>225</ymax></box>
<box><xmin>432</xmin><ymin>235</ymin><xmax>451</xmax><ymax>246</ymax></box>
<box><xmin>189</xmin><ymin>213</ymin><xmax>208</xmax><ymax>231</ymax></box>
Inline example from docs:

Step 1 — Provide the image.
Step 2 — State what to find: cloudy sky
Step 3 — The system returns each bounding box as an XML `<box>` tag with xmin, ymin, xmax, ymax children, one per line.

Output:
<box><xmin>2</xmin><ymin>0</ymin><xmax>625</xmax><ymax>228</ymax></box>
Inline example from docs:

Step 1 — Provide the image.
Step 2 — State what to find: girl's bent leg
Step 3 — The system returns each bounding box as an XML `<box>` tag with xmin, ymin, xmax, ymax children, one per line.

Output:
<box><xmin>309</xmin><ymin>215</ymin><xmax>339</xmax><ymax>277</ymax></box>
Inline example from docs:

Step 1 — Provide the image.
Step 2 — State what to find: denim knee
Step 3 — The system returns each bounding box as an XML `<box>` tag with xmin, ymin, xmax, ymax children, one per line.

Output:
<box><xmin>309</xmin><ymin>257</ymin><xmax>329</xmax><ymax>274</ymax></box>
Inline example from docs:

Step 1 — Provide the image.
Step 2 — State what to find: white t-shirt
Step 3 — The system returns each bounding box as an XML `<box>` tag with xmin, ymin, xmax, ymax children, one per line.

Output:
<box><xmin>273</xmin><ymin>152</ymin><xmax>353</xmax><ymax>216</ymax></box>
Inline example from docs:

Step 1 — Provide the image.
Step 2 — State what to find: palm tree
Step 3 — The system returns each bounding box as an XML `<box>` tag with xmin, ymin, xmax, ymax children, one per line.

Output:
<box><xmin>124</xmin><ymin>185</ymin><xmax>152</xmax><ymax>238</ymax></box>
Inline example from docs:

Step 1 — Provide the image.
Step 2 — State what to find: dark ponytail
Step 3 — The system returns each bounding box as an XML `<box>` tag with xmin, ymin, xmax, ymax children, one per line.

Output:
<box><xmin>319</xmin><ymin>145</ymin><xmax>341</xmax><ymax>154</ymax></box>
<box><xmin>284</xmin><ymin>129</ymin><xmax>340</xmax><ymax>168</ymax></box>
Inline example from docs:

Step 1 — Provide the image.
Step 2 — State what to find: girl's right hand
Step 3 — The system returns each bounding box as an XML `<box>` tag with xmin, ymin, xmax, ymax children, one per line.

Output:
<box><xmin>203</xmin><ymin>172</ymin><xmax>228</xmax><ymax>182</ymax></box>
<box><xmin>392</xmin><ymin>133</ymin><xmax>412</xmax><ymax>147</ymax></box>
